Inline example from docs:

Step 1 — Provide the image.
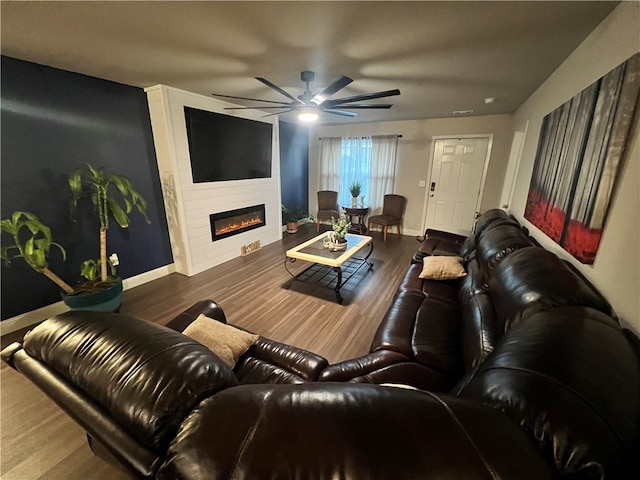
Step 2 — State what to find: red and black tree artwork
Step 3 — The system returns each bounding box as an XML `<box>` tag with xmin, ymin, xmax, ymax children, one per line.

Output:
<box><xmin>525</xmin><ymin>53</ymin><xmax>639</xmax><ymax>264</ymax></box>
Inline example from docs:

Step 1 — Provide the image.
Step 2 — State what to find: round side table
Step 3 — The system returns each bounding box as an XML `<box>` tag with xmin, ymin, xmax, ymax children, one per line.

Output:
<box><xmin>343</xmin><ymin>206</ymin><xmax>369</xmax><ymax>234</ymax></box>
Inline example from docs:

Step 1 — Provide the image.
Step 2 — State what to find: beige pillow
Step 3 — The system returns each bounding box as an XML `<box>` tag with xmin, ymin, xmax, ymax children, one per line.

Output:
<box><xmin>182</xmin><ymin>314</ymin><xmax>259</xmax><ymax>368</ymax></box>
<box><xmin>419</xmin><ymin>256</ymin><xmax>467</xmax><ymax>280</ymax></box>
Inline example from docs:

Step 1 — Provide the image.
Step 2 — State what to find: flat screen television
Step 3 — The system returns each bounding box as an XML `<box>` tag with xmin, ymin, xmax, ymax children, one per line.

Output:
<box><xmin>184</xmin><ymin>106</ymin><xmax>273</xmax><ymax>183</ymax></box>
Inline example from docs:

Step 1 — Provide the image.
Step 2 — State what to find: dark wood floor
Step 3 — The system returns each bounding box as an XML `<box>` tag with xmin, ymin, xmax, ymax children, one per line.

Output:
<box><xmin>0</xmin><ymin>224</ymin><xmax>420</xmax><ymax>479</ymax></box>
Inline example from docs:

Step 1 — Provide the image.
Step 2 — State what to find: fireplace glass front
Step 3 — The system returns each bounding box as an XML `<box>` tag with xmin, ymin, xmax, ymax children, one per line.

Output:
<box><xmin>210</xmin><ymin>204</ymin><xmax>266</xmax><ymax>241</ymax></box>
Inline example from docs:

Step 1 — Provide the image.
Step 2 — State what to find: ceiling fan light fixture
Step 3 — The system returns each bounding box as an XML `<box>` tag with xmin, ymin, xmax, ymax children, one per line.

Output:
<box><xmin>298</xmin><ymin>107</ymin><xmax>319</xmax><ymax>122</ymax></box>
<box><xmin>213</xmin><ymin>71</ymin><xmax>399</xmax><ymax>122</ymax></box>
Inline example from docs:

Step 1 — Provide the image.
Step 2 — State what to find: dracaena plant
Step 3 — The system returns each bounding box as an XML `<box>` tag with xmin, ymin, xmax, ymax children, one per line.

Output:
<box><xmin>69</xmin><ymin>163</ymin><xmax>150</xmax><ymax>285</ymax></box>
<box><xmin>0</xmin><ymin>211</ymin><xmax>74</xmax><ymax>293</ymax></box>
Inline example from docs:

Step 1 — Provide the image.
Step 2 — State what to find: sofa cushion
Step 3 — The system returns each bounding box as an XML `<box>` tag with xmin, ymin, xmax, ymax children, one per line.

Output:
<box><xmin>459</xmin><ymin>292</ymin><xmax>498</xmax><ymax>371</ymax></box>
<box><xmin>418</xmin><ymin>256</ymin><xmax>466</xmax><ymax>280</ymax></box>
<box><xmin>396</xmin><ymin>263</ymin><xmax>461</xmax><ymax>300</ymax></box>
<box><xmin>412</xmin><ymin>297</ymin><xmax>463</xmax><ymax>377</ymax></box>
<box><xmin>459</xmin><ymin>235</ymin><xmax>477</xmax><ymax>261</ymax></box>
<box><xmin>413</xmin><ymin>229</ymin><xmax>466</xmax><ymax>262</ymax></box>
<box><xmin>489</xmin><ymin>247</ymin><xmax>615</xmax><ymax>332</ymax></box>
<box><xmin>455</xmin><ymin>259</ymin><xmax>499</xmax><ymax>371</ymax></box>
<box><xmin>182</xmin><ymin>314</ymin><xmax>259</xmax><ymax>368</ymax></box>
<box><xmin>476</xmin><ymin>223</ymin><xmax>535</xmax><ymax>273</ymax></box>
<box><xmin>474</xmin><ymin>208</ymin><xmax>520</xmax><ymax>239</ymax></box>
<box><xmin>455</xmin><ymin>306</ymin><xmax>640</xmax><ymax>478</ymax></box>
<box><xmin>457</xmin><ymin>258</ymin><xmax>487</xmax><ymax>299</ymax></box>
<box><xmin>371</xmin><ymin>290</ymin><xmax>462</xmax><ymax>380</ymax></box>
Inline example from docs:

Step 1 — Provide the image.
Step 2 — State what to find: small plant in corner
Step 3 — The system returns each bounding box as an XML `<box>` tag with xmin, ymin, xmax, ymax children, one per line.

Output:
<box><xmin>282</xmin><ymin>205</ymin><xmax>307</xmax><ymax>223</ymax></box>
<box><xmin>282</xmin><ymin>205</ymin><xmax>313</xmax><ymax>234</ymax></box>
<box><xmin>1</xmin><ymin>211</ymin><xmax>74</xmax><ymax>293</ymax></box>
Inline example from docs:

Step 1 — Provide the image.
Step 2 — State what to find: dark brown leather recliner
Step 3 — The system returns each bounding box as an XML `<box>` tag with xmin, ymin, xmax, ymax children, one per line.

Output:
<box><xmin>1</xmin><ymin>309</ymin><xmax>557</xmax><ymax>479</ymax></box>
<box><xmin>2</xmin><ymin>208</ymin><xmax>639</xmax><ymax>479</ymax></box>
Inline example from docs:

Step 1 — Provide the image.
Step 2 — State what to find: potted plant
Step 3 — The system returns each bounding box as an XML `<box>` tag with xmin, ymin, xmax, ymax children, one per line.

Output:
<box><xmin>62</xmin><ymin>163</ymin><xmax>150</xmax><ymax>311</ymax></box>
<box><xmin>349</xmin><ymin>182</ymin><xmax>362</xmax><ymax>207</ymax></box>
<box><xmin>282</xmin><ymin>205</ymin><xmax>310</xmax><ymax>234</ymax></box>
<box><xmin>1</xmin><ymin>165</ymin><xmax>150</xmax><ymax>313</ymax></box>
<box><xmin>324</xmin><ymin>214</ymin><xmax>351</xmax><ymax>251</ymax></box>
<box><xmin>1</xmin><ymin>211</ymin><xmax>75</xmax><ymax>294</ymax></box>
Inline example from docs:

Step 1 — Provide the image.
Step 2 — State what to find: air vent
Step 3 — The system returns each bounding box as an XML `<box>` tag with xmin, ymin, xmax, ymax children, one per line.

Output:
<box><xmin>452</xmin><ymin>109</ymin><xmax>474</xmax><ymax>115</ymax></box>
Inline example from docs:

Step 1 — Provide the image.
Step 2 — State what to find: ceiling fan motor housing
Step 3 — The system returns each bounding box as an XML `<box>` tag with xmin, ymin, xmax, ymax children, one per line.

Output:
<box><xmin>301</xmin><ymin>70</ymin><xmax>315</xmax><ymax>83</ymax></box>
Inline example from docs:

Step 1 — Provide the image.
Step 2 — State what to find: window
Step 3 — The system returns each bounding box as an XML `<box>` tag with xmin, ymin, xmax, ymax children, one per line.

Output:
<box><xmin>319</xmin><ymin>135</ymin><xmax>399</xmax><ymax>213</ymax></box>
<box><xmin>339</xmin><ymin>137</ymin><xmax>371</xmax><ymax>207</ymax></box>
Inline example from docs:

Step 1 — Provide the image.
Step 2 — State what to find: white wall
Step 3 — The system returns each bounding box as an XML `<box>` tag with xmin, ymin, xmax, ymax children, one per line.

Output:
<box><xmin>310</xmin><ymin>114</ymin><xmax>513</xmax><ymax>236</ymax></box>
<box><xmin>506</xmin><ymin>2</ymin><xmax>640</xmax><ymax>334</ymax></box>
<box><xmin>145</xmin><ymin>85</ymin><xmax>282</xmax><ymax>276</ymax></box>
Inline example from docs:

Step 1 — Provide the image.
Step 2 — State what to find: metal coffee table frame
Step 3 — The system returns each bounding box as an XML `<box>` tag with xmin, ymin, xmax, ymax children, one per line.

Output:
<box><xmin>284</xmin><ymin>233</ymin><xmax>374</xmax><ymax>304</ymax></box>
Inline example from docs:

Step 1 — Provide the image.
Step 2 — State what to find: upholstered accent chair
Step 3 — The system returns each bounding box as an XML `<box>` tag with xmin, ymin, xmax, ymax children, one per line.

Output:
<box><xmin>368</xmin><ymin>194</ymin><xmax>406</xmax><ymax>240</ymax></box>
<box><xmin>316</xmin><ymin>190</ymin><xmax>340</xmax><ymax>232</ymax></box>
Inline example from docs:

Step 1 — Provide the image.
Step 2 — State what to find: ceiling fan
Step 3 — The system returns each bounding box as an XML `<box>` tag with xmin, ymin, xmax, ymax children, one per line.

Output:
<box><xmin>211</xmin><ymin>71</ymin><xmax>400</xmax><ymax>120</ymax></box>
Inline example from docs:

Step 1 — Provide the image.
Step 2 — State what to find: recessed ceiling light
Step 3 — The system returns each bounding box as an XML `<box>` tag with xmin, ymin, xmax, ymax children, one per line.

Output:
<box><xmin>452</xmin><ymin>109</ymin><xmax>474</xmax><ymax>115</ymax></box>
<box><xmin>484</xmin><ymin>97</ymin><xmax>496</xmax><ymax>104</ymax></box>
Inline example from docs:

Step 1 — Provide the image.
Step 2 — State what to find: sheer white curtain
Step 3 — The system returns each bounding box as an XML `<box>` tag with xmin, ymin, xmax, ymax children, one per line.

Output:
<box><xmin>338</xmin><ymin>137</ymin><xmax>371</xmax><ymax>207</ymax></box>
<box><xmin>318</xmin><ymin>137</ymin><xmax>342</xmax><ymax>191</ymax></box>
<box><xmin>318</xmin><ymin>134</ymin><xmax>398</xmax><ymax>214</ymax></box>
<box><xmin>369</xmin><ymin>135</ymin><xmax>399</xmax><ymax>214</ymax></box>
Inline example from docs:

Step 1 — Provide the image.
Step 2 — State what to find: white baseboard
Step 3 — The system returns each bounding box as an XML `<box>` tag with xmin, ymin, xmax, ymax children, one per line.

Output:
<box><xmin>122</xmin><ymin>264</ymin><xmax>175</xmax><ymax>290</ymax></box>
<box><xmin>0</xmin><ymin>302</ymin><xmax>72</xmax><ymax>336</ymax></box>
<box><xmin>1</xmin><ymin>264</ymin><xmax>176</xmax><ymax>335</ymax></box>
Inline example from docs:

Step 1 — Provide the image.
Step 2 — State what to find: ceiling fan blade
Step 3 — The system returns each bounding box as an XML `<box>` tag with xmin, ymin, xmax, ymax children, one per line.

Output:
<box><xmin>323</xmin><ymin>109</ymin><xmax>359</xmax><ymax>117</ymax></box>
<box><xmin>223</xmin><ymin>106</ymin><xmax>291</xmax><ymax>110</ymax></box>
<box><xmin>329</xmin><ymin>104</ymin><xmax>394</xmax><ymax>109</ymax></box>
<box><xmin>311</xmin><ymin>75</ymin><xmax>353</xmax><ymax>105</ymax></box>
<box><xmin>256</xmin><ymin>77</ymin><xmax>305</xmax><ymax>105</ymax></box>
<box><xmin>324</xmin><ymin>89</ymin><xmax>401</xmax><ymax>106</ymax></box>
<box><xmin>261</xmin><ymin>109</ymin><xmax>294</xmax><ymax>118</ymax></box>
<box><xmin>211</xmin><ymin>93</ymin><xmax>291</xmax><ymax>105</ymax></box>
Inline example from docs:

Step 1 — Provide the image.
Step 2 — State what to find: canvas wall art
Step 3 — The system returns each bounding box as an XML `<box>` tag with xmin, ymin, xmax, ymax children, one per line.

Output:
<box><xmin>525</xmin><ymin>52</ymin><xmax>640</xmax><ymax>264</ymax></box>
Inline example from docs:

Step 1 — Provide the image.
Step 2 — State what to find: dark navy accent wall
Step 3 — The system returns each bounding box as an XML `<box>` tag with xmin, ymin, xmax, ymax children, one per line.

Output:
<box><xmin>279</xmin><ymin>120</ymin><xmax>309</xmax><ymax>221</ymax></box>
<box><xmin>1</xmin><ymin>56</ymin><xmax>173</xmax><ymax>320</ymax></box>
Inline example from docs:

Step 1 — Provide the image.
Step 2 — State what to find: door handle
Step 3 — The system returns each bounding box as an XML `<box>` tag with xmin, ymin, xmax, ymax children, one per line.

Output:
<box><xmin>430</xmin><ymin>182</ymin><xmax>436</xmax><ymax>192</ymax></box>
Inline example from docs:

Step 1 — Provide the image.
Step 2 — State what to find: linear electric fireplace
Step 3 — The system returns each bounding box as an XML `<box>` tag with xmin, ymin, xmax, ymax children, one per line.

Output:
<box><xmin>210</xmin><ymin>204</ymin><xmax>266</xmax><ymax>241</ymax></box>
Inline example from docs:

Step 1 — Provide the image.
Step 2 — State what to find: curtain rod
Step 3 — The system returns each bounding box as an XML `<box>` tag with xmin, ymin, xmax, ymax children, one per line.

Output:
<box><xmin>318</xmin><ymin>134</ymin><xmax>403</xmax><ymax>140</ymax></box>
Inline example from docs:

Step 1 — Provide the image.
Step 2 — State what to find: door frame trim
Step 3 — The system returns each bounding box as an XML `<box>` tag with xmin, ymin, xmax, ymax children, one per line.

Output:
<box><xmin>419</xmin><ymin>134</ymin><xmax>494</xmax><ymax>235</ymax></box>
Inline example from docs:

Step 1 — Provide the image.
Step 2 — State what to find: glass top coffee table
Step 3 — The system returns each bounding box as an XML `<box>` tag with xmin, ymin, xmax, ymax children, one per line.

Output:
<box><xmin>284</xmin><ymin>232</ymin><xmax>374</xmax><ymax>304</ymax></box>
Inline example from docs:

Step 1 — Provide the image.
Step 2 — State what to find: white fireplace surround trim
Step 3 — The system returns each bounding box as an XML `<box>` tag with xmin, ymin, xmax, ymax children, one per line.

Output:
<box><xmin>145</xmin><ymin>85</ymin><xmax>283</xmax><ymax>276</ymax></box>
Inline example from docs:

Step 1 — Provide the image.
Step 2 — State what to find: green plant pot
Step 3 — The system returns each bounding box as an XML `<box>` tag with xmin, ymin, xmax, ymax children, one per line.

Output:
<box><xmin>61</xmin><ymin>280</ymin><xmax>123</xmax><ymax>312</ymax></box>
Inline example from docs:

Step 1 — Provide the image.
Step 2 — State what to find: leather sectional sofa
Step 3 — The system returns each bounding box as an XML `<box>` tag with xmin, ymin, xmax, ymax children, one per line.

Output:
<box><xmin>2</xmin><ymin>209</ymin><xmax>639</xmax><ymax>479</ymax></box>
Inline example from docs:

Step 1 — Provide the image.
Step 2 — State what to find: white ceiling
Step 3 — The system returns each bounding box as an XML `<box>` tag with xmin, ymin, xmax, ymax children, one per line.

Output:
<box><xmin>1</xmin><ymin>1</ymin><xmax>620</xmax><ymax>125</ymax></box>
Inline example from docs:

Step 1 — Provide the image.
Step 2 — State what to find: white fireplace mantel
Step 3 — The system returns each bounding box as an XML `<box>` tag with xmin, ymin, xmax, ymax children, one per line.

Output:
<box><xmin>145</xmin><ymin>85</ymin><xmax>282</xmax><ymax>276</ymax></box>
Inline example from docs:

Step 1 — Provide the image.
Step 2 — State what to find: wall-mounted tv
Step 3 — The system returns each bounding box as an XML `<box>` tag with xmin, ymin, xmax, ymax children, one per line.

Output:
<box><xmin>184</xmin><ymin>106</ymin><xmax>273</xmax><ymax>183</ymax></box>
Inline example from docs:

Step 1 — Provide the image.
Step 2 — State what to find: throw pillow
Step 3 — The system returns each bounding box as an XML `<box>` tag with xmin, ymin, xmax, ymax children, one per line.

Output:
<box><xmin>182</xmin><ymin>314</ymin><xmax>259</xmax><ymax>368</ymax></box>
<box><xmin>419</xmin><ymin>256</ymin><xmax>467</xmax><ymax>280</ymax></box>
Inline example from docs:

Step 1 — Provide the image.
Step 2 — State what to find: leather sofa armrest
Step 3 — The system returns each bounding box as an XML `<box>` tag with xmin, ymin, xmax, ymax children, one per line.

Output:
<box><xmin>318</xmin><ymin>350</ymin><xmax>409</xmax><ymax>382</ymax></box>
<box><xmin>165</xmin><ymin>299</ymin><xmax>227</xmax><ymax>331</ymax></box>
<box><xmin>235</xmin><ymin>337</ymin><xmax>329</xmax><ymax>383</ymax></box>
<box><xmin>0</xmin><ymin>342</ymin><xmax>23</xmax><ymax>369</ymax></box>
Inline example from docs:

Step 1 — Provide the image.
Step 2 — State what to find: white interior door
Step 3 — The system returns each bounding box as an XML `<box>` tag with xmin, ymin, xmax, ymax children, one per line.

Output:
<box><xmin>424</xmin><ymin>137</ymin><xmax>490</xmax><ymax>236</ymax></box>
